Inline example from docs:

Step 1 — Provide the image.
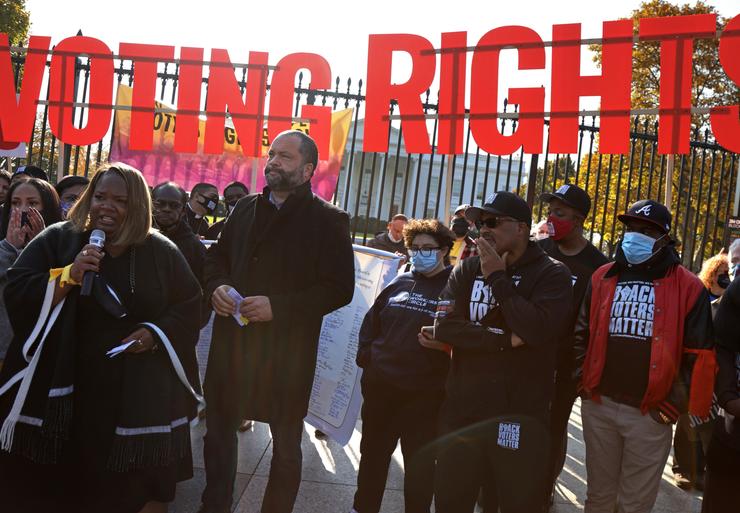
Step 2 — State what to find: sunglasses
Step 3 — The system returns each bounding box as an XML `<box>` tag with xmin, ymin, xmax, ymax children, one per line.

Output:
<box><xmin>475</xmin><ymin>216</ymin><xmax>519</xmax><ymax>229</ymax></box>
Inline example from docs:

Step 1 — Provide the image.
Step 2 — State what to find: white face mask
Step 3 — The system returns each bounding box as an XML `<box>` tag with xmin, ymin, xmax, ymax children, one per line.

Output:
<box><xmin>388</xmin><ymin>232</ymin><xmax>403</xmax><ymax>243</ymax></box>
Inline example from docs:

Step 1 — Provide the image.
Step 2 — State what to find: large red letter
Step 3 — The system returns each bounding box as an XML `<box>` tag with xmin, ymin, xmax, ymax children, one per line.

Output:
<box><xmin>639</xmin><ymin>14</ymin><xmax>717</xmax><ymax>154</ymax></box>
<box><xmin>119</xmin><ymin>43</ymin><xmax>175</xmax><ymax>151</ymax></box>
<box><xmin>470</xmin><ymin>26</ymin><xmax>545</xmax><ymax>155</ymax></box>
<box><xmin>551</xmin><ymin>20</ymin><xmax>632</xmax><ymax>154</ymax></box>
<box><xmin>438</xmin><ymin>32</ymin><xmax>467</xmax><ymax>155</ymax></box>
<box><xmin>364</xmin><ymin>34</ymin><xmax>435</xmax><ymax>153</ymax></box>
<box><xmin>204</xmin><ymin>49</ymin><xmax>269</xmax><ymax>157</ymax></box>
<box><xmin>268</xmin><ymin>52</ymin><xmax>332</xmax><ymax>159</ymax></box>
<box><xmin>174</xmin><ymin>47</ymin><xmax>203</xmax><ymax>154</ymax></box>
<box><xmin>710</xmin><ymin>14</ymin><xmax>740</xmax><ymax>152</ymax></box>
<box><xmin>49</xmin><ymin>36</ymin><xmax>114</xmax><ymax>146</ymax></box>
<box><xmin>0</xmin><ymin>35</ymin><xmax>50</xmax><ymax>144</ymax></box>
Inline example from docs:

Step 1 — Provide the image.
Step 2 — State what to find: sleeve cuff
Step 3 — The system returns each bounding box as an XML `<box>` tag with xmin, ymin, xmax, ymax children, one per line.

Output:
<box><xmin>488</xmin><ymin>271</ymin><xmax>516</xmax><ymax>301</ymax></box>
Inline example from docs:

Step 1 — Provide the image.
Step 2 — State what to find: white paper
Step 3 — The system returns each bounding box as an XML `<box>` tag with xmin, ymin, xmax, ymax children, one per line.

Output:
<box><xmin>227</xmin><ymin>288</ymin><xmax>249</xmax><ymax>327</ymax></box>
<box><xmin>305</xmin><ymin>245</ymin><xmax>401</xmax><ymax>445</ymax></box>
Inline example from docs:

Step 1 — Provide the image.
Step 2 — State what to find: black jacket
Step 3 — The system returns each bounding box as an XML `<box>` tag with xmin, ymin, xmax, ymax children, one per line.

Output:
<box><xmin>203</xmin><ymin>182</ymin><xmax>355</xmax><ymax>422</ymax></box>
<box><xmin>185</xmin><ymin>205</ymin><xmax>210</xmax><ymax>237</ymax></box>
<box><xmin>434</xmin><ymin>242</ymin><xmax>573</xmax><ymax>429</ymax></box>
<box><xmin>161</xmin><ymin>219</ymin><xmax>206</xmax><ymax>286</ymax></box>
<box><xmin>713</xmin><ymin>277</ymin><xmax>740</xmax><ymax>448</ymax></box>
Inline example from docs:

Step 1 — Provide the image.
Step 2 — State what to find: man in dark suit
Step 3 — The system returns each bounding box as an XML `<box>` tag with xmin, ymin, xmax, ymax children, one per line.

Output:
<box><xmin>198</xmin><ymin>131</ymin><xmax>355</xmax><ymax>513</ymax></box>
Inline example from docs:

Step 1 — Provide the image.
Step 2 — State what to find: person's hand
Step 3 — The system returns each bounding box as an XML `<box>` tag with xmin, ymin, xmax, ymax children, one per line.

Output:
<box><xmin>122</xmin><ymin>327</ymin><xmax>157</xmax><ymax>354</ymax></box>
<box><xmin>418</xmin><ymin>327</ymin><xmax>451</xmax><ymax>353</ymax></box>
<box><xmin>395</xmin><ymin>252</ymin><xmax>408</xmax><ymax>268</ymax></box>
<box><xmin>70</xmin><ymin>243</ymin><xmax>105</xmax><ymax>283</ymax></box>
<box><xmin>24</xmin><ymin>208</ymin><xmax>45</xmax><ymax>240</ymax></box>
<box><xmin>5</xmin><ymin>208</ymin><xmax>25</xmax><ymax>249</ymax></box>
<box><xmin>239</xmin><ymin>296</ymin><xmax>273</xmax><ymax>322</ymax></box>
<box><xmin>725</xmin><ymin>397</ymin><xmax>740</xmax><ymax>417</ymax></box>
<box><xmin>476</xmin><ymin>237</ymin><xmax>508</xmax><ymax>277</ymax></box>
<box><xmin>212</xmin><ymin>285</ymin><xmax>237</xmax><ymax>317</ymax></box>
<box><xmin>511</xmin><ymin>333</ymin><xmax>525</xmax><ymax>348</ymax></box>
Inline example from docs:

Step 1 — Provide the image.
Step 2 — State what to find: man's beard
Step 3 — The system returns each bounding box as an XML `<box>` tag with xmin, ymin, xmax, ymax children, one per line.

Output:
<box><xmin>265</xmin><ymin>165</ymin><xmax>304</xmax><ymax>191</ymax></box>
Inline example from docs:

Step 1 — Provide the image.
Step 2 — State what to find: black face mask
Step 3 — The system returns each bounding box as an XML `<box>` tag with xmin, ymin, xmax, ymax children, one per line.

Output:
<box><xmin>717</xmin><ymin>273</ymin><xmax>731</xmax><ymax>289</ymax></box>
<box><xmin>197</xmin><ymin>197</ymin><xmax>218</xmax><ymax>215</ymax></box>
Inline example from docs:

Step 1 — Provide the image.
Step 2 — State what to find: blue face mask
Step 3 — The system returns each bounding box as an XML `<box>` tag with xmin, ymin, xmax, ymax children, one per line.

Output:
<box><xmin>621</xmin><ymin>231</ymin><xmax>664</xmax><ymax>265</ymax></box>
<box><xmin>60</xmin><ymin>200</ymin><xmax>73</xmax><ymax>219</ymax></box>
<box><xmin>410</xmin><ymin>250</ymin><xmax>440</xmax><ymax>273</ymax></box>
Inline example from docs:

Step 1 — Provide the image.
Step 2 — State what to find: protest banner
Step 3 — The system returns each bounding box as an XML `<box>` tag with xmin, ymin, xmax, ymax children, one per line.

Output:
<box><xmin>305</xmin><ymin>245</ymin><xmax>401</xmax><ymax>445</ymax></box>
<box><xmin>109</xmin><ymin>84</ymin><xmax>353</xmax><ymax>199</ymax></box>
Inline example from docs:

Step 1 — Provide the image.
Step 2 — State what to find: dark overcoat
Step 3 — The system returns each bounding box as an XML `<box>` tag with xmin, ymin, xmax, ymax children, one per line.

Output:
<box><xmin>203</xmin><ymin>182</ymin><xmax>354</xmax><ymax>422</ymax></box>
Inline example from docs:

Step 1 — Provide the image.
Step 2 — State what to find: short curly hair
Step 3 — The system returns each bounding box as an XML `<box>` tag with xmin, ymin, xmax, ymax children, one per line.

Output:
<box><xmin>403</xmin><ymin>218</ymin><xmax>456</xmax><ymax>265</ymax></box>
<box><xmin>697</xmin><ymin>253</ymin><xmax>728</xmax><ymax>290</ymax></box>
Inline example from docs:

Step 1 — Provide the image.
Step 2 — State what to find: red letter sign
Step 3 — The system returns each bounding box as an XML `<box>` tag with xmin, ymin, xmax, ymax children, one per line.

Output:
<box><xmin>364</xmin><ymin>34</ymin><xmax>435</xmax><ymax>153</ymax></box>
<box><xmin>639</xmin><ymin>14</ymin><xmax>717</xmax><ymax>154</ymax></box>
<box><xmin>0</xmin><ymin>35</ymin><xmax>50</xmax><ymax>144</ymax></box>
<box><xmin>268</xmin><ymin>52</ymin><xmax>332</xmax><ymax>159</ymax></box>
<box><xmin>49</xmin><ymin>36</ymin><xmax>114</xmax><ymax>146</ymax></box>
<box><xmin>711</xmin><ymin>14</ymin><xmax>740</xmax><ymax>152</ymax></box>
<box><xmin>204</xmin><ymin>49</ymin><xmax>269</xmax><ymax>157</ymax></box>
<box><xmin>174</xmin><ymin>47</ymin><xmax>204</xmax><ymax>154</ymax></box>
<box><xmin>438</xmin><ymin>31</ymin><xmax>467</xmax><ymax>155</ymax></box>
<box><xmin>470</xmin><ymin>26</ymin><xmax>545</xmax><ymax>155</ymax></box>
<box><xmin>551</xmin><ymin>20</ymin><xmax>632</xmax><ymax>154</ymax></box>
<box><xmin>119</xmin><ymin>43</ymin><xmax>175</xmax><ymax>151</ymax></box>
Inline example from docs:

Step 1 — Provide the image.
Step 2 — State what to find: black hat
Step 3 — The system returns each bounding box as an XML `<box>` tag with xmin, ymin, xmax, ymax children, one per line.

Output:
<box><xmin>13</xmin><ymin>165</ymin><xmax>49</xmax><ymax>182</ymax></box>
<box><xmin>465</xmin><ymin>191</ymin><xmax>532</xmax><ymax>226</ymax></box>
<box><xmin>539</xmin><ymin>184</ymin><xmax>591</xmax><ymax>217</ymax></box>
<box><xmin>617</xmin><ymin>199</ymin><xmax>672</xmax><ymax>234</ymax></box>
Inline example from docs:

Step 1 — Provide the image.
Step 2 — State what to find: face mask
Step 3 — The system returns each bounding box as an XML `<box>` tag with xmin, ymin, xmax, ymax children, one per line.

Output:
<box><xmin>410</xmin><ymin>250</ymin><xmax>440</xmax><ymax>273</ymax></box>
<box><xmin>198</xmin><ymin>197</ymin><xmax>217</xmax><ymax>215</ymax></box>
<box><xmin>547</xmin><ymin>215</ymin><xmax>574</xmax><ymax>241</ymax></box>
<box><xmin>621</xmin><ymin>232</ymin><xmax>664</xmax><ymax>265</ymax></box>
<box><xmin>60</xmin><ymin>200</ymin><xmax>73</xmax><ymax>219</ymax></box>
<box><xmin>717</xmin><ymin>273</ymin><xmax>731</xmax><ymax>289</ymax></box>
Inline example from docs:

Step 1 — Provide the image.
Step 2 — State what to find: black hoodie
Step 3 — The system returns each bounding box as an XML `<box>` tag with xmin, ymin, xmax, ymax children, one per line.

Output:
<box><xmin>356</xmin><ymin>267</ymin><xmax>453</xmax><ymax>391</ymax></box>
<box><xmin>434</xmin><ymin>242</ymin><xmax>573</xmax><ymax>429</ymax></box>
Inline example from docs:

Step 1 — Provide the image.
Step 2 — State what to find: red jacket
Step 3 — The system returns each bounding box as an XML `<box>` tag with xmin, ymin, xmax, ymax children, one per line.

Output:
<box><xmin>577</xmin><ymin>262</ymin><xmax>716</xmax><ymax>419</ymax></box>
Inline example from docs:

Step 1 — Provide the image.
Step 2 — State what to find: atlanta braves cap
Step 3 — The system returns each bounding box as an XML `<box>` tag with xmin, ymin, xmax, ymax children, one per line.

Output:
<box><xmin>617</xmin><ymin>199</ymin><xmax>672</xmax><ymax>234</ymax></box>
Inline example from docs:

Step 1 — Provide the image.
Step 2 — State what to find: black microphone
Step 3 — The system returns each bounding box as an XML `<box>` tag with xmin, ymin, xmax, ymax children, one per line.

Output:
<box><xmin>80</xmin><ymin>229</ymin><xmax>106</xmax><ymax>296</ymax></box>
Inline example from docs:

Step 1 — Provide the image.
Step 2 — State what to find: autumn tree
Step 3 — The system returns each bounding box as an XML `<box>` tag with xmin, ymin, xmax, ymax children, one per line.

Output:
<box><xmin>547</xmin><ymin>0</ymin><xmax>740</xmax><ymax>268</ymax></box>
<box><xmin>0</xmin><ymin>0</ymin><xmax>30</xmax><ymax>46</ymax></box>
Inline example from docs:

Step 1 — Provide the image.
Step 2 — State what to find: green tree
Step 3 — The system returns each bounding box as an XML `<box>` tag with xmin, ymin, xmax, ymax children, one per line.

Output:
<box><xmin>0</xmin><ymin>0</ymin><xmax>30</xmax><ymax>46</ymax></box>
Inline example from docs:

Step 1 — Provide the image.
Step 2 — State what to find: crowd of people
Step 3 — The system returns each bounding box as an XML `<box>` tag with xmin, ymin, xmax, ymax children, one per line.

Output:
<box><xmin>0</xmin><ymin>131</ymin><xmax>737</xmax><ymax>513</ymax></box>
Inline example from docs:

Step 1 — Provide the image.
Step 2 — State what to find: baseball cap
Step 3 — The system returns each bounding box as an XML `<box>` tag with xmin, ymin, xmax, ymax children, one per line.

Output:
<box><xmin>617</xmin><ymin>199</ymin><xmax>672</xmax><ymax>234</ymax></box>
<box><xmin>454</xmin><ymin>204</ymin><xmax>470</xmax><ymax>216</ymax></box>
<box><xmin>13</xmin><ymin>165</ymin><xmax>49</xmax><ymax>182</ymax></box>
<box><xmin>465</xmin><ymin>192</ymin><xmax>532</xmax><ymax>226</ymax></box>
<box><xmin>539</xmin><ymin>183</ymin><xmax>591</xmax><ymax>217</ymax></box>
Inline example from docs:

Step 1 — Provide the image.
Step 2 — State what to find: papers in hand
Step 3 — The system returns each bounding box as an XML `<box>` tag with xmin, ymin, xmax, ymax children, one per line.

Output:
<box><xmin>106</xmin><ymin>340</ymin><xmax>137</xmax><ymax>358</ymax></box>
<box><xmin>227</xmin><ymin>288</ymin><xmax>250</xmax><ymax>327</ymax></box>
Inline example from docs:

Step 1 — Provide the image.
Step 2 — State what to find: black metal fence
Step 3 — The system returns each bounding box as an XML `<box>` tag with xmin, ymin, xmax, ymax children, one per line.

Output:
<box><xmin>4</xmin><ymin>49</ymin><xmax>738</xmax><ymax>271</ymax></box>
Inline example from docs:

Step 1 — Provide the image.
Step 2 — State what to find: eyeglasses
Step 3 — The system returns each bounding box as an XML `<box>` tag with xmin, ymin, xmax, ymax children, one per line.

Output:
<box><xmin>475</xmin><ymin>216</ymin><xmax>519</xmax><ymax>229</ymax></box>
<box><xmin>409</xmin><ymin>247</ymin><xmax>441</xmax><ymax>257</ymax></box>
<box><xmin>154</xmin><ymin>199</ymin><xmax>183</xmax><ymax>210</ymax></box>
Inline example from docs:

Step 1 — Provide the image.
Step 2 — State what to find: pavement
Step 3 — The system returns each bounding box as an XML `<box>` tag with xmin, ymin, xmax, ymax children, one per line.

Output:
<box><xmin>170</xmin><ymin>399</ymin><xmax>704</xmax><ymax>512</ymax></box>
